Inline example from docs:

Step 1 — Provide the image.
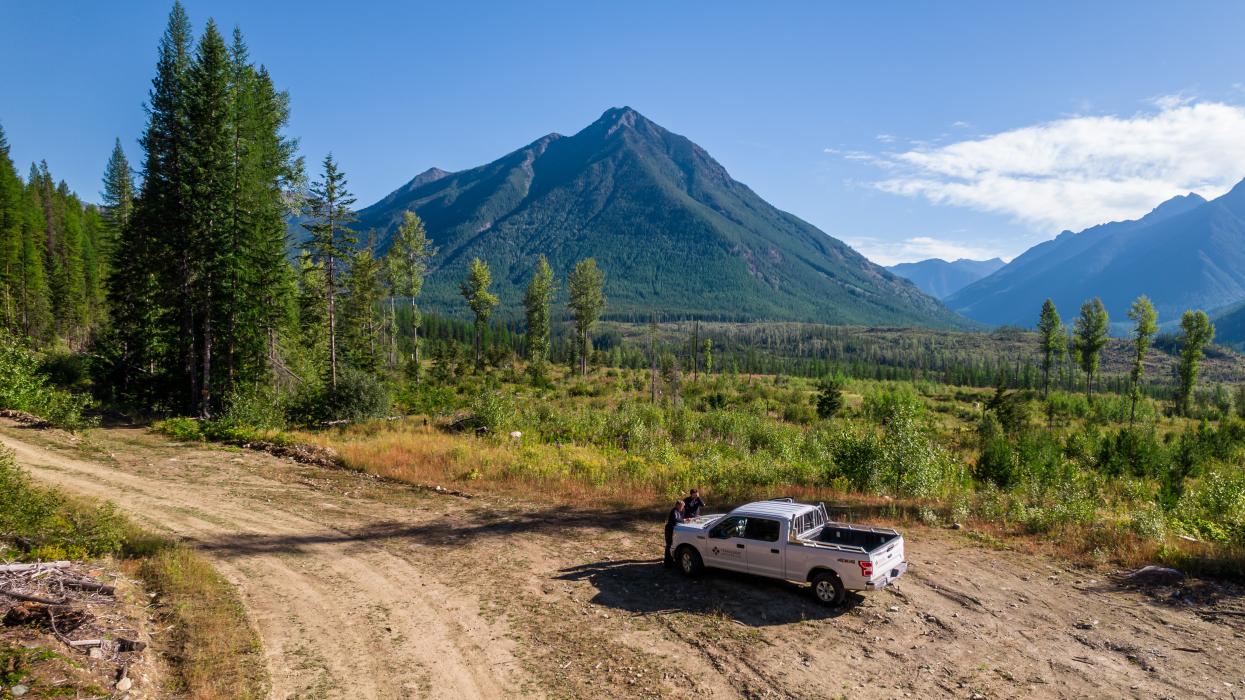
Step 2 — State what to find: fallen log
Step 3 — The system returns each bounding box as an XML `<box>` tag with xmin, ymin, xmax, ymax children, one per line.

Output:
<box><xmin>61</xmin><ymin>578</ymin><xmax>116</xmax><ymax>596</ymax></box>
<box><xmin>0</xmin><ymin>561</ymin><xmax>72</xmax><ymax>573</ymax></box>
<box><xmin>0</xmin><ymin>587</ymin><xmax>68</xmax><ymax>605</ymax></box>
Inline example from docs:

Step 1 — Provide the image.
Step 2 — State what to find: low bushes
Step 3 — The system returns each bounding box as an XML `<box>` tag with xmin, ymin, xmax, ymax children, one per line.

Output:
<box><xmin>0</xmin><ymin>447</ymin><xmax>126</xmax><ymax>561</ymax></box>
<box><xmin>0</xmin><ymin>331</ymin><xmax>93</xmax><ymax>430</ymax></box>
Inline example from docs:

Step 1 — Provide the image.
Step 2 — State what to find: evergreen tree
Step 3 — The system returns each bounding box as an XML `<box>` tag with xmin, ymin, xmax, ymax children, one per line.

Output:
<box><xmin>296</xmin><ymin>252</ymin><xmax>328</xmax><ymax>377</ymax></box>
<box><xmin>184</xmin><ymin>19</ymin><xmax>235</xmax><ymax>416</ymax></box>
<box><xmin>1036</xmin><ymin>299</ymin><xmax>1065</xmax><ymax>398</ymax></box>
<box><xmin>459</xmin><ymin>257</ymin><xmax>498</xmax><ymax>370</ymax></box>
<box><xmin>523</xmin><ymin>255</ymin><xmax>554</xmax><ymax>380</ymax></box>
<box><xmin>226</xmin><ymin>37</ymin><xmax>300</xmax><ymax>391</ymax></box>
<box><xmin>244</xmin><ymin>66</ymin><xmax>300</xmax><ymax>390</ymax></box>
<box><xmin>18</xmin><ymin>173</ymin><xmax>52</xmax><ymax>340</ymax></box>
<box><xmin>1176</xmin><ymin>310</ymin><xmax>1215</xmax><ymax>416</ymax></box>
<box><xmin>112</xmin><ymin>1</ymin><xmax>194</xmax><ymax>402</ymax></box>
<box><xmin>386</xmin><ymin>210</ymin><xmax>435</xmax><ymax>379</ymax></box>
<box><xmin>53</xmin><ymin>182</ymin><xmax>88</xmax><ymax>345</ymax></box>
<box><xmin>341</xmin><ymin>242</ymin><xmax>385</xmax><ymax>373</ymax></box>
<box><xmin>0</xmin><ymin>124</ymin><xmax>23</xmax><ymax>330</ymax></box>
<box><xmin>302</xmin><ymin>154</ymin><xmax>357</xmax><ymax>389</ymax></box>
<box><xmin>567</xmin><ymin>258</ymin><xmax>605</xmax><ymax>377</ymax></box>
<box><xmin>1072</xmin><ymin>298</ymin><xmax>1109</xmax><ymax>402</ymax></box>
<box><xmin>815</xmin><ymin>373</ymin><xmax>846</xmax><ymax>419</ymax></box>
<box><xmin>1126</xmin><ymin>296</ymin><xmax>1157</xmax><ymax>423</ymax></box>
<box><xmin>101</xmin><ymin>138</ymin><xmax>134</xmax><ymax>234</ymax></box>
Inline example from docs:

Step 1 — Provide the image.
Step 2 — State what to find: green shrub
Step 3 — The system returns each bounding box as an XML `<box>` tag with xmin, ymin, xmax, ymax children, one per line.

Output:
<box><xmin>286</xmin><ymin>369</ymin><xmax>391</xmax><ymax>425</ymax></box>
<box><xmin>861</xmin><ymin>383</ymin><xmax>924</xmax><ymax>424</ymax></box>
<box><xmin>153</xmin><ymin>417</ymin><xmax>204</xmax><ymax>442</ymax></box>
<box><xmin>219</xmin><ymin>386</ymin><xmax>287</xmax><ymax>430</ymax></box>
<box><xmin>0</xmin><ymin>331</ymin><xmax>94</xmax><ymax>430</ymax></box>
<box><xmin>466</xmin><ymin>387</ymin><xmax>519</xmax><ymax>435</ymax></box>
<box><xmin>0</xmin><ymin>448</ymin><xmax>128</xmax><ymax>560</ymax></box>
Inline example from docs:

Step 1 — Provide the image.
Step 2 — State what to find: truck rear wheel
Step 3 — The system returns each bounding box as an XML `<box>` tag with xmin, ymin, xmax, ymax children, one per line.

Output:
<box><xmin>811</xmin><ymin>571</ymin><xmax>846</xmax><ymax>606</ymax></box>
<box><xmin>677</xmin><ymin>546</ymin><xmax>704</xmax><ymax>577</ymax></box>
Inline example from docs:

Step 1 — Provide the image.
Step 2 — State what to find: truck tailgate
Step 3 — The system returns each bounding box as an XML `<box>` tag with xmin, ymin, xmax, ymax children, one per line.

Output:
<box><xmin>867</xmin><ymin>538</ymin><xmax>907</xmax><ymax>589</ymax></box>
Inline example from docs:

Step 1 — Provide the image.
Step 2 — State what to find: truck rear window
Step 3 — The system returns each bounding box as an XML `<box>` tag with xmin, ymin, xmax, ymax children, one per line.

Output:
<box><xmin>743</xmin><ymin>518</ymin><xmax>780</xmax><ymax>542</ymax></box>
<box><xmin>793</xmin><ymin>509</ymin><xmax>826</xmax><ymax>537</ymax></box>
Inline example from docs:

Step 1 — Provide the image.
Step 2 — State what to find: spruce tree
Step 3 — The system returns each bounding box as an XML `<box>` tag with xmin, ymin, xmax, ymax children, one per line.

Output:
<box><xmin>113</xmin><ymin>1</ymin><xmax>194</xmax><ymax>401</ymax></box>
<box><xmin>18</xmin><ymin>174</ymin><xmax>52</xmax><ymax>340</ymax></box>
<box><xmin>101</xmin><ymin>138</ymin><xmax>134</xmax><ymax>234</ymax></box>
<box><xmin>0</xmin><ymin>124</ymin><xmax>22</xmax><ymax>330</ymax></box>
<box><xmin>184</xmin><ymin>19</ymin><xmax>235</xmax><ymax>416</ymax></box>
<box><xmin>302</xmin><ymin>154</ymin><xmax>357</xmax><ymax>389</ymax></box>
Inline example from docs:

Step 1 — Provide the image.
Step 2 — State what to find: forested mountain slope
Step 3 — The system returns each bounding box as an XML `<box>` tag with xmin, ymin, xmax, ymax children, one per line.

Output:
<box><xmin>353</xmin><ymin>107</ymin><xmax>964</xmax><ymax>327</ymax></box>
<box><xmin>947</xmin><ymin>186</ymin><xmax>1245</xmax><ymax>326</ymax></box>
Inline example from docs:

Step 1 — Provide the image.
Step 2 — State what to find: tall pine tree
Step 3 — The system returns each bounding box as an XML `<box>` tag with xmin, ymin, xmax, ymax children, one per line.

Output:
<box><xmin>302</xmin><ymin>154</ymin><xmax>357</xmax><ymax>389</ymax></box>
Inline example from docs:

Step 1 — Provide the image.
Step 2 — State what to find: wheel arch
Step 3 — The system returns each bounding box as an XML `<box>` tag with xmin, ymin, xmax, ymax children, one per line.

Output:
<box><xmin>806</xmin><ymin>566</ymin><xmax>841</xmax><ymax>583</ymax></box>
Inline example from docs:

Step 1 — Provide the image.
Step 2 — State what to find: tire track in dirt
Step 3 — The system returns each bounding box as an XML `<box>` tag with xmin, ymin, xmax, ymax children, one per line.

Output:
<box><xmin>0</xmin><ymin>424</ymin><xmax>523</xmax><ymax>699</ymax></box>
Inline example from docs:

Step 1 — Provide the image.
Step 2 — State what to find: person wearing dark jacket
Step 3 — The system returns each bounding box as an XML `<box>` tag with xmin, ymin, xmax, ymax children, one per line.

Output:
<box><xmin>664</xmin><ymin>500</ymin><xmax>685</xmax><ymax>567</ymax></box>
<box><xmin>683</xmin><ymin>489</ymin><xmax>705</xmax><ymax>518</ymax></box>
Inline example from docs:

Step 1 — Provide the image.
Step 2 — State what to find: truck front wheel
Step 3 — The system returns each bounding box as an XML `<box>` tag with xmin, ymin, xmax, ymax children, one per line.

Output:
<box><xmin>677</xmin><ymin>546</ymin><xmax>704</xmax><ymax>577</ymax></box>
<box><xmin>811</xmin><ymin>571</ymin><xmax>846</xmax><ymax>606</ymax></box>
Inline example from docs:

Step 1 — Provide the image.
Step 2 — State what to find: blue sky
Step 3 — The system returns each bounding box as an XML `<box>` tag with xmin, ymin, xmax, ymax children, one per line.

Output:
<box><xmin>4</xmin><ymin>1</ymin><xmax>1245</xmax><ymax>265</ymax></box>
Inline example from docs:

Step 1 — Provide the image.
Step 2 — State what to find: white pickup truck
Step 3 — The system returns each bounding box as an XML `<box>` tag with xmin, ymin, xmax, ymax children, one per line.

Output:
<box><xmin>670</xmin><ymin>498</ymin><xmax>907</xmax><ymax>606</ymax></box>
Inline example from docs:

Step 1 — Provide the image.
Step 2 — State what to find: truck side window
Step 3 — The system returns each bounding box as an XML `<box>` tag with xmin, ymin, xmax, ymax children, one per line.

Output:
<box><xmin>743</xmin><ymin>518</ymin><xmax>780</xmax><ymax>542</ymax></box>
<box><xmin>710</xmin><ymin>516</ymin><xmax>746</xmax><ymax>539</ymax></box>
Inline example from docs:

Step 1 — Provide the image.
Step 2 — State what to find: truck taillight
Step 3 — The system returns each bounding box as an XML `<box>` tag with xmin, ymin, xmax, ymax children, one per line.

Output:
<box><xmin>859</xmin><ymin>561</ymin><xmax>874</xmax><ymax>578</ymax></box>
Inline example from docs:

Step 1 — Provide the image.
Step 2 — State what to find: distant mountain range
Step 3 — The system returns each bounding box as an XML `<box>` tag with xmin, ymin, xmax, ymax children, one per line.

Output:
<box><xmin>886</xmin><ymin>257</ymin><xmax>1005</xmax><ymax>299</ymax></box>
<box><xmin>350</xmin><ymin>107</ymin><xmax>964</xmax><ymax>327</ymax></box>
<box><xmin>946</xmin><ymin>183</ymin><xmax>1245</xmax><ymax>329</ymax></box>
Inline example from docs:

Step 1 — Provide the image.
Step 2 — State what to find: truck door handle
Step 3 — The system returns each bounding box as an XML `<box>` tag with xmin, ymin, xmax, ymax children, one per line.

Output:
<box><xmin>770</xmin><ymin>548</ymin><xmax>780</xmax><ymax>554</ymax></box>
<box><xmin>736</xmin><ymin>543</ymin><xmax>745</xmax><ymax>549</ymax></box>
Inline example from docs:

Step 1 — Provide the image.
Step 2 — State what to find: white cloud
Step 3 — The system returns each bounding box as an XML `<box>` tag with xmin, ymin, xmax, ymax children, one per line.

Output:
<box><xmin>845</xmin><ymin>235</ymin><xmax>1005</xmax><ymax>267</ymax></box>
<box><xmin>951</xmin><ymin>120</ymin><xmax>973</xmax><ymax>129</ymax></box>
<box><xmin>872</xmin><ymin>98</ymin><xmax>1245</xmax><ymax>232</ymax></box>
<box><xmin>875</xmin><ymin>133</ymin><xmax>895</xmax><ymax>143</ymax></box>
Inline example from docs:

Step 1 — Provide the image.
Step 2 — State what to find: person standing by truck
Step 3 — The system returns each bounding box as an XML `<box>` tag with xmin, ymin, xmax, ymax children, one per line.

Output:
<box><xmin>683</xmin><ymin>488</ymin><xmax>705</xmax><ymax>517</ymax></box>
<box><xmin>664</xmin><ymin>500</ymin><xmax>685</xmax><ymax>567</ymax></box>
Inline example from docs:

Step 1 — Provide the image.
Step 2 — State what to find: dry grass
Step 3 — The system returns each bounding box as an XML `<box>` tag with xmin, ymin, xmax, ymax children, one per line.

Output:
<box><xmin>293</xmin><ymin>419</ymin><xmax>1245</xmax><ymax>580</ymax></box>
<box><xmin>132</xmin><ymin>544</ymin><xmax>268</xmax><ymax>699</ymax></box>
<box><xmin>293</xmin><ymin>421</ymin><xmax>671</xmax><ymax>507</ymax></box>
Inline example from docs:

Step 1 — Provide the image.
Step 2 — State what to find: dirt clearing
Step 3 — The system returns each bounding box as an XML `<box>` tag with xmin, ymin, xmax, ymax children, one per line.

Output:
<box><xmin>2</xmin><ymin>420</ymin><xmax>1243</xmax><ymax>699</ymax></box>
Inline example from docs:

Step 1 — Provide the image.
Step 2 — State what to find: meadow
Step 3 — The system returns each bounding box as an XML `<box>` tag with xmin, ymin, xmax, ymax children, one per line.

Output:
<box><xmin>192</xmin><ymin>348</ymin><xmax>1245</xmax><ymax>581</ymax></box>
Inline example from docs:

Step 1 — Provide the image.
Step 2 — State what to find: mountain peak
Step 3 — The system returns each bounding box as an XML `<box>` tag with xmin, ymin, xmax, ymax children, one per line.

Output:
<box><xmin>409</xmin><ymin>167</ymin><xmax>450</xmax><ymax>189</ymax></box>
<box><xmin>351</xmin><ymin>107</ymin><xmax>962</xmax><ymax>327</ymax></box>
<box><xmin>589</xmin><ymin>106</ymin><xmax>660</xmax><ymax>139</ymax></box>
<box><xmin>1147</xmin><ymin>191</ymin><xmax>1207</xmax><ymax>220</ymax></box>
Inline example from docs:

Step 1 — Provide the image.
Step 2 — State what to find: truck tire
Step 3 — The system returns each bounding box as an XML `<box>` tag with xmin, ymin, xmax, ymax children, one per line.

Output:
<box><xmin>676</xmin><ymin>546</ymin><xmax>704</xmax><ymax>577</ymax></box>
<box><xmin>811</xmin><ymin>571</ymin><xmax>846</xmax><ymax>606</ymax></box>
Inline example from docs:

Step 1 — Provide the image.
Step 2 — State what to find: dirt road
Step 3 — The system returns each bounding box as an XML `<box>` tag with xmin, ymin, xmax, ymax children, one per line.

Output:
<box><xmin>3</xmin><ymin>420</ymin><xmax>1243</xmax><ymax>699</ymax></box>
